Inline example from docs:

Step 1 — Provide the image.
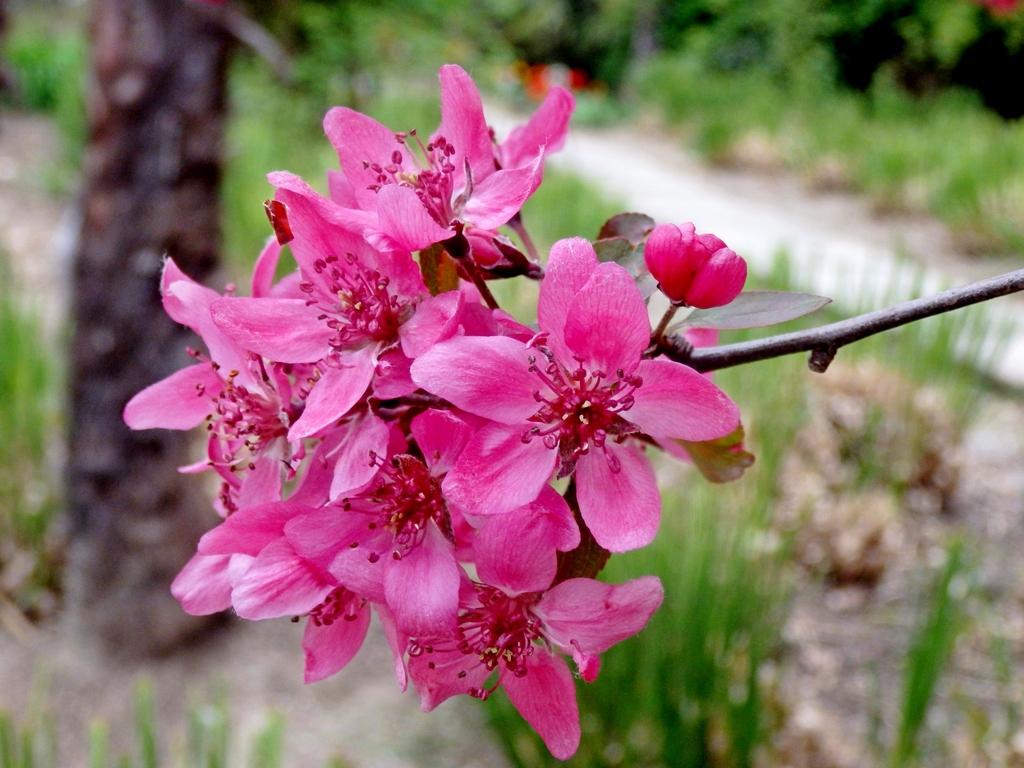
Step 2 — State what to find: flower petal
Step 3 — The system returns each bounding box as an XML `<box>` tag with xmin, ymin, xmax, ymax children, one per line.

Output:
<box><xmin>288</xmin><ymin>347</ymin><xmax>377</xmax><ymax>440</ymax></box>
<box><xmin>384</xmin><ymin>524</ymin><xmax>461</xmax><ymax>637</ymax></box>
<box><xmin>171</xmin><ymin>553</ymin><xmax>234</xmax><ymax>616</ymax></box>
<box><xmin>251</xmin><ymin>237</ymin><xmax>283</xmax><ymax>298</ymax></box>
<box><xmin>328</xmin><ymin>411</ymin><xmax>390</xmax><ymax>500</ymax></box>
<box><xmin>686</xmin><ymin>248</ymin><xmax>747</xmax><ymax>309</ymax></box>
<box><xmin>231</xmin><ymin>539</ymin><xmax>334</xmax><ymax>620</ymax></box>
<box><xmin>500</xmin><ymin>86</ymin><xmax>575</xmax><ymax>170</ymax></box>
<box><xmin>198</xmin><ymin>500</ymin><xmax>312</xmax><ymax>557</ymax></box>
<box><xmin>502</xmin><ymin>651</ymin><xmax>581</xmax><ymax>761</ymax></box>
<box><xmin>563</xmin><ymin>261</ymin><xmax>649</xmax><ymax>374</ymax></box>
<box><xmin>411</xmin><ymin>336</ymin><xmax>540</xmax><ymax>424</ymax></box>
<box><xmin>437</xmin><ymin>64</ymin><xmax>494</xmax><ymax>189</ymax></box>
<box><xmin>123</xmin><ymin>363</ymin><xmax>221</xmax><ymax>431</ymax></box>
<box><xmin>210</xmin><ymin>296</ymin><xmax>331</xmax><ymax>363</ymax></box>
<box><xmin>399</xmin><ymin>290</ymin><xmax>464</xmax><ymax>359</ymax></box>
<box><xmin>302</xmin><ymin>602</ymin><xmax>371</xmax><ymax>683</ymax></box>
<box><xmin>323</xmin><ymin>107</ymin><xmax>412</xmax><ymax>211</ymax></box>
<box><xmin>372</xmin><ymin>184</ymin><xmax>454</xmax><ymax>252</ymax></box>
<box><xmin>626</xmin><ymin>358</ymin><xmax>739</xmax><ymax>441</ymax></box>
<box><xmin>463</xmin><ymin>157</ymin><xmax>543</xmax><ymax>230</ymax></box>
<box><xmin>410</xmin><ymin>408</ymin><xmax>478</xmax><ymax>476</ymax></box>
<box><xmin>576</xmin><ymin>442</ymin><xmax>660</xmax><ymax>552</ymax></box>
<box><xmin>536</xmin><ymin>575</ymin><xmax>664</xmax><ymax>656</ymax></box>
<box><xmin>537</xmin><ymin>237</ymin><xmax>599</xmax><ymax>363</ymax></box>
<box><xmin>443</xmin><ymin>423</ymin><xmax>557</xmax><ymax>517</ymax></box>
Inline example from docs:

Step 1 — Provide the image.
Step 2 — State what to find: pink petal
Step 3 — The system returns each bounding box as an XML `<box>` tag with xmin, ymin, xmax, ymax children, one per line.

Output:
<box><xmin>643</xmin><ymin>222</ymin><xmax>702</xmax><ymax>303</ymax></box>
<box><xmin>685</xmin><ymin>248</ymin><xmax>747</xmax><ymax>309</ymax></box>
<box><xmin>326</xmin><ymin>169</ymin><xmax>359</xmax><ymax>208</ymax></box>
<box><xmin>271</xmin><ymin>172</ymin><xmax>377</xmax><ymax>240</ymax></box>
<box><xmin>536</xmin><ymin>575</ymin><xmax>664</xmax><ymax>655</ymax></box>
<box><xmin>171</xmin><ymin>553</ymin><xmax>233</xmax><ymax>616</ymax></box>
<box><xmin>442</xmin><ymin>423</ymin><xmax>557</xmax><ymax>516</ymax></box>
<box><xmin>123</xmin><ymin>363</ymin><xmax>221</xmax><ymax>430</ymax></box>
<box><xmin>323</xmin><ymin>107</ymin><xmax>413</xmax><ymax>211</ymax></box>
<box><xmin>198</xmin><ymin>500</ymin><xmax>312</xmax><ymax>557</ymax></box>
<box><xmin>287</xmin><ymin>347</ymin><xmax>377</xmax><ymax>440</ymax></box>
<box><xmin>537</xmin><ymin>237</ymin><xmax>599</xmax><ymax>364</ymax></box>
<box><xmin>285</xmin><ymin>505</ymin><xmax>376</xmax><ymax>583</ymax></box>
<box><xmin>410</xmin><ymin>647</ymin><xmax>490</xmax><ymax>712</ymax></box>
<box><xmin>500</xmin><ymin>86</ymin><xmax>575</xmax><ymax>169</ymax></box>
<box><xmin>437</xmin><ymin>64</ymin><xmax>495</xmax><ymax>189</ymax></box>
<box><xmin>411</xmin><ymin>336</ymin><xmax>540</xmax><ymax>424</ymax></box>
<box><xmin>376</xmin><ymin>603</ymin><xmax>409</xmax><ymax>691</ymax></box>
<box><xmin>626</xmin><ymin>358</ymin><xmax>739</xmax><ymax>441</ymax></box>
<box><xmin>325</xmin><ymin>523</ymin><xmax>390</xmax><ymax>604</ymax></box>
<box><xmin>164</xmin><ymin>281</ymin><xmax>253</xmax><ymax>385</ymax></box>
<box><xmin>237</xmin><ymin>455</ymin><xmax>284</xmax><ymax>509</ymax></box>
<box><xmin>384</xmin><ymin>524</ymin><xmax>461</xmax><ymax>637</ymax></box>
<box><xmin>251</xmin><ymin>237</ymin><xmax>283</xmax><ymax>298</ymax></box>
<box><xmin>410</xmin><ymin>408</ymin><xmax>478</xmax><ymax>476</ymax></box>
<box><xmin>373</xmin><ymin>184</ymin><xmax>453</xmax><ymax>252</ymax></box>
<box><xmin>398</xmin><ymin>290</ymin><xmax>464</xmax><ymax>359</ymax></box>
<box><xmin>474</xmin><ymin>485</ymin><xmax>578</xmax><ymax>595</ymax></box>
<box><xmin>372</xmin><ymin>348</ymin><xmax>417</xmax><ymax>400</ymax></box>
<box><xmin>210</xmin><ymin>296</ymin><xmax>332</xmax><ymax>363</ymax></box>
<box><xmin>576</xmin><ymin>442</ymin><xmax>660</xmax><ymax>552</ymax></box>
<box><xmin>462</xmin><ymin>156</ymin><xmax>543</xmax><ymax>230</ymax></box>
<box><xmin>563</xmin><ymin>261</ymin><xmax>649</xmax><ymax>374</ymax></box>
<box><xmin>302</xmin><ymin>603</ymin><xmax>371</xmax><ymax>683</ymax></box>
<box><xmin>502</xmin><ymin>651</ymin><xmax>581</xmax><ymax>761</ymax></box>
<box><xmin>328</xmin><ymin>411</ymin><xmax>390</xmax><ymax>499</ymax></box>
<box><xmin>231</xmin><ymin>539</ymin><xmax>335</xmax><ymax>620</ymax></box>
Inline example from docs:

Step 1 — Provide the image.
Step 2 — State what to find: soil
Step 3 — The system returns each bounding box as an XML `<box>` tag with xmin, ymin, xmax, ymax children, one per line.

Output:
<box><xmin>2</xmin><ymin>103</ymin><xmax>1024</xmax><ymax>768</ymax></box>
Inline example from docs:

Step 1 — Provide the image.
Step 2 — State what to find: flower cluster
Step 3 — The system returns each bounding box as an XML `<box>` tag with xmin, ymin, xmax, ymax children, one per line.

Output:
<box><xmin>125</xmin><ymin>65</ymin><xmax>747</xmax><ymax>759</ymax></box>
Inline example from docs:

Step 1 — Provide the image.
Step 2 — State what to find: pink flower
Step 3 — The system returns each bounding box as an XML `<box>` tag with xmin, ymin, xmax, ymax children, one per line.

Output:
<box><xmin>322</xmin><ymin>65</ymin><xmax>574</xmax><ymax>273</ymax></box>
<box><xmin>644</xmin><ymin>222</ymin><xmax>746</xmax><ymax>308</ymax></box>
<box><xmin>411</xmin><ymin>237</ymin><xmax>740</xmax><ymax>551</ymax></box>
<box><xmin>406</xmin><ymin>566</ymin><xmax>664</xmax><ymax>760</ymax></box>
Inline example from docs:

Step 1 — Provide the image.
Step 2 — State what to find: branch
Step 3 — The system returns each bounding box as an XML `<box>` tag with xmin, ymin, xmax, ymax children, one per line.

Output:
<box><xmin>194</xmin><ymin>1</ymin><xmax>294</xmax><ymax>83</ymax></box>
<box><xmin>664</xmin><ymin>269</ymin><xmax>1024</xmax><ymax>374</ymax></box>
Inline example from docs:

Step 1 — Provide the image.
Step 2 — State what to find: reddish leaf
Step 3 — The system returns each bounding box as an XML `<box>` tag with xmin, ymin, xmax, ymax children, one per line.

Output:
<box><xmin>676</xmin><ymin>424</ymin><xmax>755</xmax><ymax>484</ymax></box>
<box><xmin>418</xmin><ymin>243</ymin><xmax>461</xmax><ymax>296</ymax></box>
<box><xmin>597</xmin><ymin>212</ymin><xmax>656</xmax><ymax>245</ymax></box>
<box><xmin>264</xmin><ymin>199</ymin><xmax>293</xmax><ymax>245</ymax></box>
<box><xmin>681</xmin><ymin>290</ymin><xmax>831</xmax><ymax>330</ymax></box>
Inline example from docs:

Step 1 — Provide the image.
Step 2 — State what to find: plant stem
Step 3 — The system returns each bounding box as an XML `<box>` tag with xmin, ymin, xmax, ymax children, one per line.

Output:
<box><xmin>650</xmin><ymin>302</ymin><xmax>682</xmax><ymax>345</ymax></box>
<box><xmin>661</xmin><ymin>269</ymin><xmax>1024</xmax><ymax>373</ymax></box>
<box><xmin>507</xmin><ymin>213</ymin><xmax>541</xmax><ymax>265</ymax></box>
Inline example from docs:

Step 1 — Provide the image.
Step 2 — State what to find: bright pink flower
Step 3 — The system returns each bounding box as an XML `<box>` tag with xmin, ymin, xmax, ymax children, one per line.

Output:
<box><xmin>406</xmin><ymin>568</ymin><xmax>664</xmax><ymax>760</ymax></box>
<box><xmin>209</xmin><ymin>183</ymin><xmax>464</xmax><ymax>440</ymax></box>
<box><xmin>644</xmin><ymin>222</ymin><xmax>746</xmax><ymax>308</ymax></box>
<box><xmin>123</xmin><ymin>259</ymin><xmax>301</xmax><ymax>513</ymax></box>
<box><xmin>411</xmin><ymin>237</ymin><xmax>740</xmax><ymax>551</ymax></box>
<box><xmin>322</xmin><ymin>65</ymin><xmax>573</xmax><ymax>273</ymax></box>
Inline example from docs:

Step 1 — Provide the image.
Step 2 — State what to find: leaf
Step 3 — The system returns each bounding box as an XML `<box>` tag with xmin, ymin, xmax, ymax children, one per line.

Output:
<box><xmin>553</xmin><ymin>483</ymin><xmax>611</xmax><ymax>583</ymax></box>
<box><xmin>593</xmin><ymin>237</ymin><xmax>633</xmax><ymax>264</ymax></box>
<box><xmin>597</xmin><ymin>212</ymin><xmax>656</xmax><ymax>244</ymax></box>
<box><xmin>681</xmin><ymin>290</ymin><xmax>832</xmax><ymax>330</ymax></box>
<box><xmin>676</xmin><ymin>425</ymin><xmax>755</xmax><ymax>484</ymax></box>
<box><xmin>418</xmin><ymin>243</ymin><xmax>460</xmax><ymax>296</ymax></box>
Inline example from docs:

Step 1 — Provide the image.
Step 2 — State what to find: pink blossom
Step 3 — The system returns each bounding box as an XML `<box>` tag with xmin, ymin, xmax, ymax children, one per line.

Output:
<box><xmin>411</xmin><ymin>237</ymin><xmax>740</xmax><ymax>551</ymax></box>
<box><xmin>644</xmin><ymin>222</ymin><xmax>746</xmax><ymax>308</ymax></box>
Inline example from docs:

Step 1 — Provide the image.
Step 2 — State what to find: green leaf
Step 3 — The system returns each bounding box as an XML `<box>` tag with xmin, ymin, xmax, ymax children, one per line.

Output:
<box><xmin>593</xmin><ymin>237</ymin><xmax>633</xmax><ymax>264</ymax></box>
<box><xmin>597</xmin><ymin>212</ymin><xmax>655</xmax><ymax>244</ymax></box>
<box><xmin>676</xmin><ymin>425</ymin><xmax>755</xmax><ymax>484</ymax></box>
<box><xmin>417</xmin><ymin>244</ymin><xmax>460</xmax><ymax>296</ymax></box>
<box><xmin>681</xmin><ymin>291</ymin><xmax>832</xmax><ymax>330</ymax></box>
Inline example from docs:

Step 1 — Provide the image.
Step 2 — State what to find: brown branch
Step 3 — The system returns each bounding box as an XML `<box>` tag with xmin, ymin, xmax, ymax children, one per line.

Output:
<box><xmin>662</xmin><ymin>269</ymin><xmax>1024</xmax><ymax>374</ymax></box>
<box><xmin>194</xmin><ymin>1</ymin><xmax>294</xmax><ymax>82</ymax></box>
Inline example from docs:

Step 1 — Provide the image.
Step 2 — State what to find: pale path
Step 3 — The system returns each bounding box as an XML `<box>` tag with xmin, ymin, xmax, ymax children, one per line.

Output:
<box><xmin>490</xmin><ymin>107</ymin><xmax>1024</xmax><ymax>386</ymax></box>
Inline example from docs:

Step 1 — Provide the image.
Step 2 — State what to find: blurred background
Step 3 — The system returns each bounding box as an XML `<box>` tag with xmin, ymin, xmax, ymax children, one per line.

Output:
<box><xmin>1</xmin><ymin>0</ymin><xmax>1024</xmax><ymax>765</ymax></box>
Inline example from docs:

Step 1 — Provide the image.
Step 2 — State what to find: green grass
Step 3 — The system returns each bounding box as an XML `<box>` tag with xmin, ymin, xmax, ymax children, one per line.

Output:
<box><xmin>0</xmin><ymin>256</ymin><xmax>63</xmax><ymax>621</ymax></box>
<box><xmin>636</xmin><ymin>56</ymin><xmax>1024</xmax><ymax>255</ymax></box>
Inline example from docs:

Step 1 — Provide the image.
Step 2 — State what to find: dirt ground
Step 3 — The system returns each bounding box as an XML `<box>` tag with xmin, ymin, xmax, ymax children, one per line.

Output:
<box><xmin>2</xmin><ymin>105</ymin><xmax>1024</xmax><ymax>767</ymax></box>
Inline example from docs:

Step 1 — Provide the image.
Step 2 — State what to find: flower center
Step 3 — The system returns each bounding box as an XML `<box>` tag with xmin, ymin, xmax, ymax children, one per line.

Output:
<box><xmin>308</xmin><ymin>586</ymin><xmax>365</xmax><ymax>627</ymax></box>
<box><xmin>521</xmin><ymin>349</ymin><xmax>642</xmax><ymax>471</ymax></box>
<box><xmin>366</xmin><ymin>132</ymin><xmax>459</xmax><ymax>228</ymax></box>
<box><xmin>299</xmin><ymin>255</ymin><xmax>409</xmax><ymax>353</ymax></box>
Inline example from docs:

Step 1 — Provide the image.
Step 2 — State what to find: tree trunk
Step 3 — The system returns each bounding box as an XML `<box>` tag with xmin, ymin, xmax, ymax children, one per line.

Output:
<box><xmin>67</xmin><ymin>0</ymin><xmax>231</xmax><ymax>657</ymax></box>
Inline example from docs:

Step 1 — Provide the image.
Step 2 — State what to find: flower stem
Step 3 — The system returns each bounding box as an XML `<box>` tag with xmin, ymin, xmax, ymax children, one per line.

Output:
<box><xmin>650</xmin><ymin>302</ymin><xmax>681</xmax><ymax>345</ymax></box>
<box><xmin>507</xmin><ymin>213</ymin><xmax>541</xmax><ymax>265</ymax></box>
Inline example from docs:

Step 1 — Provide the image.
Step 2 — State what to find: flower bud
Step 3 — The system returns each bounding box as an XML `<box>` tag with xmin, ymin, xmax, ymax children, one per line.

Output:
<box><xmin>644</xmin><ymin>223</ymin><xmax>746</xmax><ymax>308</ymax></box>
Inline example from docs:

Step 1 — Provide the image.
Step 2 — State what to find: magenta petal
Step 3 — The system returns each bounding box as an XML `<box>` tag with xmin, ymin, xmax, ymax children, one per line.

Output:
<box><xmin>474</xmin><ymin>485</ymin><xmax>578</xmax><ymax>595</ymax></box>
<box><xmin>502</xmin><ymin>652</ymin><xmax>581</xmax><ymax>761</ymax></box>
<box><xmin>373</xmin><ymin>348</ymin><xmax>417</xmax><ymax>400</ymax></box>
<box><xmin>231</xmin><ymin>539</ymin><xmax>334</xmax><ymax>620</ymax></box>
<box><xmin>626</xmin><ymin>358</ymin><xmax>740</xmax><ymax>441</ymax></box>
<box><xmin>326</xmin><ymin>169</ymin><xmax>359</xmax><ymax>208</ymax></box>
<box><xmin>376</xmin><ymin>603</ymin><xmax>410</xmax><ymax>691</ymax></box>
<box><xmin>323</xmin><ymin>107</ymin><xmax>412</xmax><ymax>211</ymax></box>
<box><xmin>500</xmin><ymin>86</ymin><xmax>575</xmax><ymax>169</ymax></box>
<box><xmin>686</xmin><ymin>248</ymin><xmax>747</xmax><ymax>309</ymax></box>
<box><xmin>463</xmin><ymin>157</ymin><xmax>543</xmax><ymax>230</ymax></box>
<box><xmin>251</xmin><ymin>237</ymin><xmax>283</xmax><ymax>298</ymax></box>
<box><xmin>236</xmin><ymin>455</ymin><xmax>284</xmax><ymax>509</ymax></box>
<box><xmin>384</xmin><ymin>524</ymin><xmax>460</xmax><ymax>637</ymax></box>
<box><xmin>437</xmin><ymin>64</ymin><xmax>495</xmax><ymax>189</ymax></box>
<box><xmin>537</xmin><ymin>237</ymin><xmax>599</xmax><ymax>362</ymax></box>
<box><xmin>302</xmin><ymin>603</ymin><xmax>371</xmax><ymax>683</ymax></box>
<box><xmin>287</xmin><ymin>347</ymin><xmax>376</xmax><ymax>440</ymax></box>
<box><xmin>410</xmin><ymin>647</ymin><xmax>489</xmax><ymax>712</ymax></box>
<box><xmin>210</xmin><ymin>296</ymin><xmax>331</xmax><ymax>363</ymax></box>
<box><xmin>536</xmin><ymin>575</ymin><xmax>664</xmax><ymax>655</ymax></box>
<box><xmin>328</xmin><ymin>412</ymin><xmax>389</xmax><ymax>499</ymax></box>
<box><xmin>576</xmin><ymin>442</ymin><xmax>660</xmax><ymax>552</ymax></box>
<box><xmin>123</xmin><ymin>363</ymin><xmax>221</xmax><ymax>430</ymax></box>
<box><xmin>410</xmin><ymin>408</ymin><xmax>477</xmax><ymax>476</ymax></box>
<box><xmin>373</xmin><ymin>185</ymin><xmax>453</xmax><ymax>252</ymax></box>
<box><xmin>443</xmin><ymin>423</ymin><xmax>557</xmax><ymax>516</ymax></box>
<box><xmin>563</xmin><ymin>262</ymin><xmax>649</xmax><ymax>374</ymax></box>
<box><xmin>286</xmin><ymin>506</ymin><xmax>372</xmax><ymax>577</ymax></box>
<box><xmin>171</xmin><ymin>553</ymin><xmax>233</xmax><ymax>616</ymax></box>
<box><xmin>198</xmin><ymin>500</ymin><xmax>312</xmax><ymax>557</ymax></box>
<box><xmin>398</xmin><ymin>290</ymin><xmax>464</xmax><ymax>359</ymax></box>
<box><xmin>325</xmin><ymin>524</ymin><xmax>389</xmax><ymax>604</ymax></box>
